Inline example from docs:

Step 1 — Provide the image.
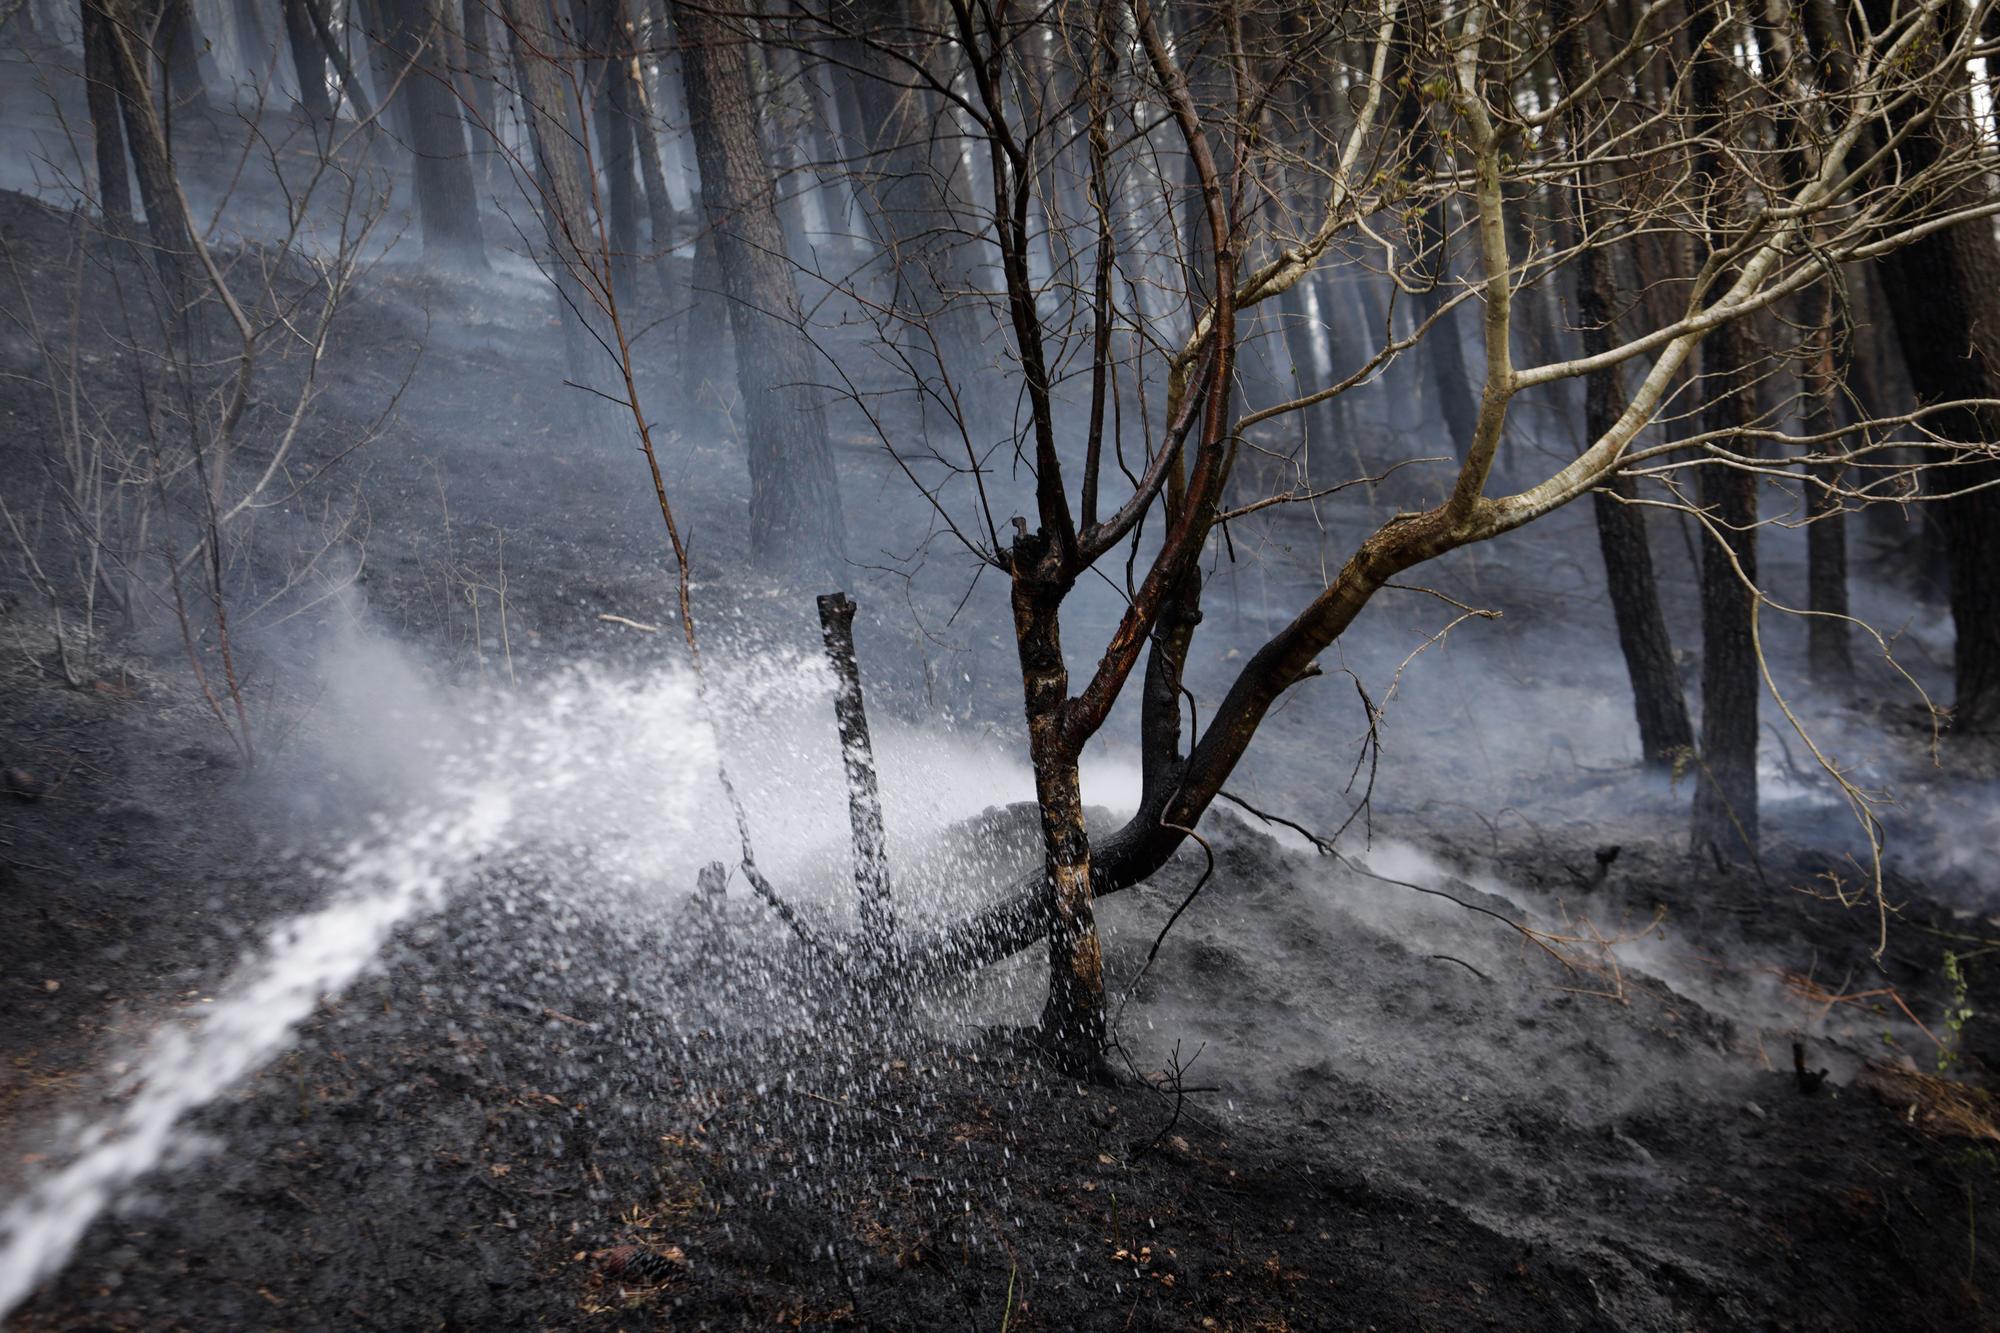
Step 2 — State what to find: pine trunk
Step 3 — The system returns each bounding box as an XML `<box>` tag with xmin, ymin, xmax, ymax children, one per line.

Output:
<box><xmin>1552</xmin><ymin>0</ymin><xmax>1693</xmax><ymax>770</ymax></box>
<box><xmin>1689</xmin><ymin>316</ymin><xmax>1761</xmax><ymax>865</ymax></box>
<box><xmin>282</xmin><ymin>0</ymin><xmax>333</xmax><ymax>122</ymax></box>
<box><xmin>677</xmin><ymin>0</ymin><xmax>845</xmax><ymax>573</ymax></box>
<box><xmin>1859</xmin><ymin>0</ymin><xmax>2000</xmax><ymax>733</ymax></box>
<box><xmin>83</xmin><ymin>0</ymin><xmax>133</xmax><ymax>225</ymax></box>
<box><xmin>380</xmin><ymin>0</ymin><xmax>485</xmax><ymax>267</ymax></box>
<box><xmin>103</xmin><ymin>0</ymin><xmax>195</xmax><ymax>295</ymax></box>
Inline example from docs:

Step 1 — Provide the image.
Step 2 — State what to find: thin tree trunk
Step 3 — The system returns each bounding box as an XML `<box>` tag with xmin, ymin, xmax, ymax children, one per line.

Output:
<box><xmin>158</xmin><ymin>0</ymin><xmax>213</xmax><ymax>120</ymax></box>
<box><xmin>677</xmin><ymin>0</ymin><xmax>844</xmax><ymax>573</ymax></box>
<box><xmin>1803</xmin><ymin>289</ymin><xmax>1855</xmax><ymax>692</ymax></box>
<box><xmin>1011</xmin><ymin>564</ymin><xmax>1103</xmax><ymax>1067</ymax></box>
<box><xmin>355</xmin><ymin>0</ymin><xmax>409</xmax><ymax>135</ymax></box>
<box><xmin>835</xmin><ymin>0</ymin><xmax>993</xmax><ymax>422</ymax></box>
<box><xmin>282</xmin><ymin>0</ymin><xmax>333</xmax><ymax>121</ymax></box>
<box><xmin>1687</xmin><ymin>2</ymin><xmax>1759</xmax><ymax>865</ymax></box>
<box><xmin>502</xmin><ymin>0</ymin><xmax>611</xmax><ymax>401</ymax></box>
<box><xmin>83</xmin><ymin>0</ymin><xmax>134</xmax><ymax>226</ymax></box>
<box><xmin>610</xmin><ymin>0</ymin><xmax>679</xmax><ymax>307</ymax></box>
<box><xmin>817</xmin><ymin>593</ymin><xmax>896</xmax><ymax>951</ymax></box>
<box><xmin>300</xmin><ymin>0</ymin><xmax>374</xmax><ymax>123</ymax></box>
<box><xmin>1857</xmin><ymin>0</ymin><xmax>2000</xmax><ymax>734</ymax></box>
<box><xmin>1552</xmin><ymin>0</ymin><xmax>1693</xmax><ymax>770</ymax></box>
<box><xmin>102</xmin><ymin>0</ymin><xmax>195</xmax><ymax>296</ymax></box>
<box><xmin>1393</xmin><ymin>25</ymin><xmax>1476</xmax><ymax>457</ymax></box>
<box><xmin>380</xmin><ymin>0</ymin><xmax>485</xmax><ymax>266</ymax></box>
<box><xmin>581</xmin><ymin>0</ymin><xmax>640</xmax><ymax>298</ymax></box>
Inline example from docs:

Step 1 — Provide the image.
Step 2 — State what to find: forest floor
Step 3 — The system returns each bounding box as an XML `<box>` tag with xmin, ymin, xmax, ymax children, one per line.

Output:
<box><xmin>2</xmin><ymin>101</ymin><xmax>2000</xmax><ymax>1332</ymax></box>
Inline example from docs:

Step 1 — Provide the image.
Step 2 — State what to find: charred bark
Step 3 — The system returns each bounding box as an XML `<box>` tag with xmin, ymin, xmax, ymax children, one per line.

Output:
<box><xmin>1856</xmin><ymin>0</ymin><xmax>2000</xmax><ymax>734</ymax></box>
<box><xmin>604</xmin><ymin>0</ymin><xmax>679</xmax><ymax>307</ymax></box>
<box><xmin>83</xmin><ymin>0</ymin><xmax>133</xmax><ymax>226</ymax></box>
<box><xmin>298</xmin><ymin>0</ymin><xmax>375</xmax><ymax>124</ymax></box>
<box><xmin>816</xmin><ymin>593</ymin><xmax>896</xmax><ymax>951</ymax></box>
<box><xmin>1391</xmin><ymin>23</ymin><xmax>1476</xmax><ymax>457</ymax></box>
<box><xmin>1688</xmin><ymin>317</ymin><xmax>1761</xmax><ymax>866</ymax></box>
<box><xmin>101</xmin><ymin>0</ymin><xmax>196</xmax><ymax>296</ymax></box>
<box><xmin>1551</xmin><ymin>0</ymin><xmax>1693</xmax><ymax>770</ymax></box>
<box><xmin>1009</xmin><ymin>544</ymin><xmax>1103</xmax><ymax>1067</ymax></box>
<box><xmin>501</xmin><ymin>0</ymin><xmax>622</xmax><ymax>434</ymax></box>
<box><xmin>158</xmin><ymin>0</ymin><xmax>213</xmax><ymax>120</ymax></box>
<box><xmin>380</xmin><ymin>0</ymin><xmax>486</xmax><ymax>267</ymax></box>
<box><xmin>833</xmin><ymin>0</ymin><xmax>994</xmax><ymax>425</ymax></box>
<box><xmin>1686</xmin><ymin>7</ymin><xmax>1760</xmax><ymax>865</ymax></box>
<box><xmin>282</xmin><ymin>0</ymin><xmax>333</xmax><ymax>122</ymax></box>
<box><xmin>678</xmin><ymin>0</ymin><xmax>845</xmax><ymax>575</ymax></box>
<box><xmin>1803</xmin><ymin>315</ymin><xmax>1855</xmax><ymax>693</ymax></box>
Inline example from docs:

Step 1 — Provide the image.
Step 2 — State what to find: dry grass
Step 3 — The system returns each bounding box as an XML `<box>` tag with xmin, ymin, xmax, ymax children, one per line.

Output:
<box><xmin>1860</xmin><ymin>1062</ymin><xmax>2000</xmax><ymax>1144</ymax></box>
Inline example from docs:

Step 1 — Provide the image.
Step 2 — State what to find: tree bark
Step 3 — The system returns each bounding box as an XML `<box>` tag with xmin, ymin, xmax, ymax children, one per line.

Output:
<box><xmin>1551</xmin><ymin>0</ymin><xmax>1694</xmax><ymax>770</ymax></box>
<box><xmin>282</xmin><ymin>0</ymin><xmax>333</xmax><ymax>122</ymax></box>
<box><xmin>501</xmin><ymin>0</ymin><xmax>611</xmax><ymax>396</ymax></box>
<box><xmin>678</xmin><ymin>0</ymin><xmax>845</xmax><ymax>574</ymax></box>
<box><xmin>1688</xmin><ymin>315</ymin><xmax>1761</xmax><ymax>865</ymax></box>
<box><xmin>380</xmin><ymin>0</ymin><xmax>486</xmax><ymax>266</ymax></box>
<box><xmin>1010</xmin><ymin>546</ymin><xmax>1103</xmax><ymax>1067</ymax></box>
<box><xmin>817</xmin><ymin>593</ymin><xmax>896</xmax><ymax>951</ymax></box>
<box><xmin>83</xmin><ymin>0</ymin><xmax>134</xmax><ymax>226</ymax></box>
<box><xmin>605</xmin><ymin>0</ymin><xmax>679</xmax><ymax>307</ymax></box>
<box><xmin>1857</xmin><ymin>0</ymin><xmax>2000</xmax><ymax>734</ymax></box>
<box><xmin>299</xmin><ymin>0</ymin><xmax>375</xmax><ymax>124</ymax></box>
<box><xmin>158</xmin><ymin>0</ymin><xmax>213</xmax><ymax>120</ymax></box>
<box><xmin>1803</xmin><ymin>299</ymin><xmax>1855</xmax><ymax>692</ymax></box>
<box><xmin>1686</xmin><ymin>5</ymin><xmax>1760</xmax><ymax>865</ymax></box>
<box><xmin>600</xmin><ymin>7</ymin><xmax>643</xmax><ymax>299</ymax></box>
<box><xmin>102</xmin><ymin>0</ymin><xmax>195</xmax><ymax>296</ymax></box>
<box><xmin>834</xmin><ymin>0</ymin><xmax>993</xmax><ymax>423</ymax></box>
<box><xmin>1392</xmin><ymin>24</ymin><xmax>1477</xmax><ymax>457</ymax></box>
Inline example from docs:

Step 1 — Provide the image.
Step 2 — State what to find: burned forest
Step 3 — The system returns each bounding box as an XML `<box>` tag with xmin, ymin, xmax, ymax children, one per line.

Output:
<box><xmin>2</xmin><ymin>0</ymin><xmax>2000</xmax><ymax>1326</ymax></box>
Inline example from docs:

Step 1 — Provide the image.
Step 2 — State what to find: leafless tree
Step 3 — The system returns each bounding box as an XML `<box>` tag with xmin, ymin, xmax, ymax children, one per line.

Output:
<box><xmin>727</xmin><ymin>0</ymin><xmax>2000</xmax><ymax>1066</ymax></box>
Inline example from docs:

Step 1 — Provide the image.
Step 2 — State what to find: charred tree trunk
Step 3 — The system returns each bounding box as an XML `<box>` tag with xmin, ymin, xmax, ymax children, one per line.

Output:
<box><xmin>229</xmin><ymin>0</ymin><xmax>272</xmax><ymax>85</ymax></box>
<box><xmin>380</xmin><ymin>0</ymin><xmax>485</xmax><ymax>267</ymax></box>
<box><xmin>102</xmin><ymin>0</ymin><xmax>195</xmax><ymax>296</ymax></box>
<box><xmin>835</xmin><ymin>0</ymin><xmax>994</xmax><ymax>425</ymax></box>
<box><xmin>1393</xmin><ymin>28</ymin><xmax>1477</xmax><ymax>457</ymax></box>
<box><xmin>504</xmin><ymin>0</ymin><xmax>620</xmax><ymax>436</ymax></box>
<box><xmin>1010</xmin><ymin>547</ymin><xmax>1103</xmax><ymax>1068</ymax></box>
<box><xmin>1803</xmin><ymin>306</ymin><xmax>1855</xmax><ymax>692</ymax></box>
<box><xmin>1552</xmin><ymin>0</ymin><xmax>1693</xmax><ymax>770</ymax></box>
<box><xmin>817</xmin><ymin>593</ymin><xmax>896</xmax><ymax>951</ymax></box>
<box><xmin>603</xmin><ymin>0</ymin><xmax>678</xmax><ymax>307</ymax></box>
<box><xmin>282</xmin><ymin>0</ymin><xmax>333</xmax><ymax>122</ymax></box>
<box><xmin>1688</xmin><ymin>315</ymin><xmax>1761</xmax><ymax>865</ymax></box>
<box><xmin>158</xmin><ymin>0</ymin><xmax>213</xmax><ymax>120</ymax></box>
<box><xmin>1687</xmin><ymin>8</ymin><xmax>1760</xmax><ymax>865</ymax></box>
<box><xmin>456</xmin><ymin>0</ymin><xmax>500</xmax><ymax>153</ymax></box>
<box><xmin>83</xmin><ymin>0</ymin><xmax>133</xmax><ymax>226</ymax></box>
<box><xmin>596</xmin><ymin>0</ymin><xmax>643</xmax><ymax>301</ymax></box>
<box><xmin>678</xmin><ymin>0</ymin><xmax>845</xmax><ymax>574</ymax></box>
<box><xmin>1856</xmin><ymin>0</ymin><xmax>2000</xmax><ymax>735</ymax></box>
<box><xmin>299</xmin><ymin>0</ymin><xmax>374</xmax><ymax>123</ymax></box>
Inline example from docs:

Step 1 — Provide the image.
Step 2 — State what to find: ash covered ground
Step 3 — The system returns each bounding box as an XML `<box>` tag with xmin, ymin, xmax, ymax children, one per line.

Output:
<box><xmin>0</xmin><ymin>58</ymin><xmax>1997</xmax><ymax>1332</ymax></box>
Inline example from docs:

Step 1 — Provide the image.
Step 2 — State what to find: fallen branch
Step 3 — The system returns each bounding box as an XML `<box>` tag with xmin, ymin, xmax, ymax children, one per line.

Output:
<box><xmin>596</xmin><ymin>612</ymin><xmax>661</xmax><ymax>633</ymax></box>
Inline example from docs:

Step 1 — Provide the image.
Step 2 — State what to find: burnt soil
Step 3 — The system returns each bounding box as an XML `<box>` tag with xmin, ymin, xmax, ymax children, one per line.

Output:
<box><xmin>2</xmin><ymin>120</ymin><xmax>1999</xmax><ymax>1333</ymax></box>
